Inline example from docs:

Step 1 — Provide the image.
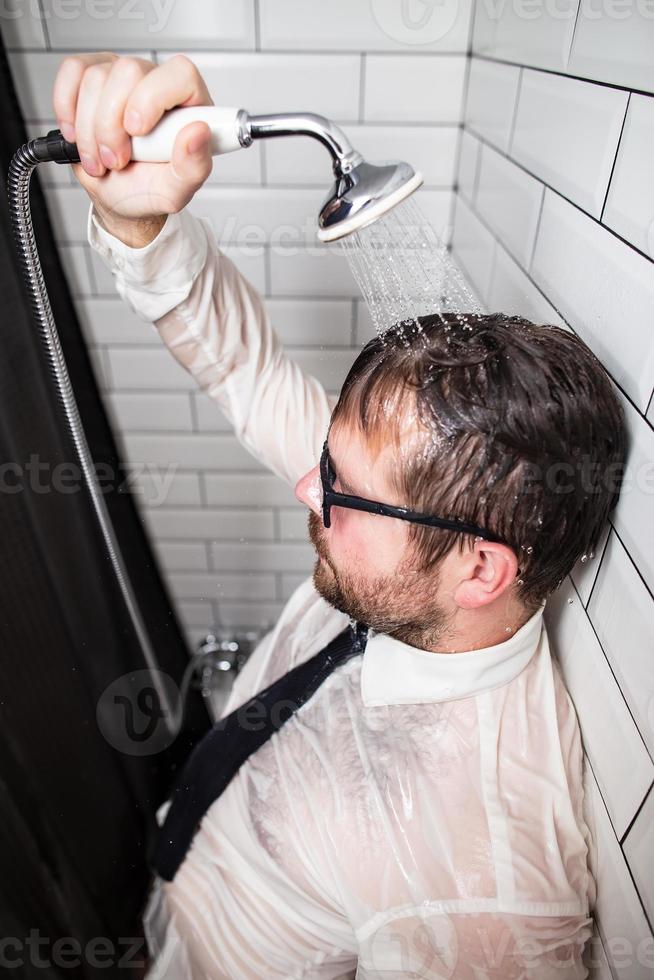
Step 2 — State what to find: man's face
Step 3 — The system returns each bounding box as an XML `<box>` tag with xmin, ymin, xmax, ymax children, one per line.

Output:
<box><xmin>294</xmin><ymin>420</ymin><xmax>453</xmax><ymax>645</ymax></box>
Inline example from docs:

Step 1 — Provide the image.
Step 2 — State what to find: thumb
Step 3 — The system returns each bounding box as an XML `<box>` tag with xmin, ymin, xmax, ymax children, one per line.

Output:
<box><xmin>170</xmin><ymin>121</ymin><xmax>212</xmax><ymax>185</ymax></box>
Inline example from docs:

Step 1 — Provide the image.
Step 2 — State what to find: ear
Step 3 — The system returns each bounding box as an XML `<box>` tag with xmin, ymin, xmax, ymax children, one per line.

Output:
<box><xmin>452</xmin><ymin>542</ymin><xmax>519</xmax><ymax>610</ymax></box>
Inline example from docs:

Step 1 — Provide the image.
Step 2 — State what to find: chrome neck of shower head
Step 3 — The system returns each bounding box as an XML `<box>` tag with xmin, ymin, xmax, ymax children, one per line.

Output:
<box><xmin>240</xmin><ymin>111</ymin><xmax>364</xmax><ymax>178</ymax></box>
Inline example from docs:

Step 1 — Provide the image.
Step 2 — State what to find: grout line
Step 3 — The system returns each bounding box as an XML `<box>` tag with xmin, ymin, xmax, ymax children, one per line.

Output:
<box><xmin>526</xmin><ymin>185</ymin><xmax>546</xmax><ymax>274</ymax></box>
<box><xmin>35</xmin><ymin>0</ymin><xmax>50</xmax><ymax>50</ymax></box>
<box><xmin>565</xmin><ymin>0</ymin><xmax>583</xmax><ymax>70</ymax></box>
<box><xmin>506</xmin><ymin>66</ymin><xmax>523</xmax><ymax>153</ymax></box>
<box><xmin>253</xmin><ymin>0</ymin><xmax>261</xmax><ymax>51</ymax></box>
<box><xmin>455</xmin><ymin>186</ymin><xmax>654</xmax><ymax>424</ymax></box>
<box><xmin>465</xmin><ymin>124</ymin><xmax>654</xmax><ymax>265</ymax></box>
<box><xmin>580</xmin><ymin>530</ymin><xmax>610</xmax><ymax>610</ymax></box>
<box><xmin>359</xmin><ymin>53</ymin><xmax>366</xmax><ymax>123</ymax></box>
<box><xmin>473</xmin><ymin>51</ymin><xmax>654</xmax><ymax>99</ymax></box>
<box><xmin>609</xmin><ymin>523</ymin><xmax>654</xmax><ymax>603</ymax></box>
<box><xmin>599</xmin><ymin>91</ymin><xmax>630</xmax><ymax>224</ymax></box>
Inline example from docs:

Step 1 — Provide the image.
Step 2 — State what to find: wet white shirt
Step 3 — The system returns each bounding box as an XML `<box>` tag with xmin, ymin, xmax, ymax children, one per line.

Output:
<box><xmin>87</xmin><ymin>203</ymin><xmax>596</xmax><ymax>979</ymax></box>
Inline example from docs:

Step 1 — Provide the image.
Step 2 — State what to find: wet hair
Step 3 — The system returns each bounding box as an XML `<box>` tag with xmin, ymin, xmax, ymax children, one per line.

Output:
<box><xmin>330</xmin><ymin>312</ymin><xmax>627</xmax><ymax>609</ymax></box>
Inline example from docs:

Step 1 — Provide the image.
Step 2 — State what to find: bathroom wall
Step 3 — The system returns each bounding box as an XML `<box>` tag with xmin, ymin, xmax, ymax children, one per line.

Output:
<box><xmin>5</xmin><ymin>0</ymin><xmax>473</xmax><ymax>645</ymax></box>
<box><xmin>450</xmin><ymin>8</ymin><xmax>654</xmax><ymax>977</ymax></box>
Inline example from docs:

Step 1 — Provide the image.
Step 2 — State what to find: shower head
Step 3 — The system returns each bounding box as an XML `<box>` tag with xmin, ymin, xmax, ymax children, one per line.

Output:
<box><xmin>33</xmin><ymin>107</ymin><xmax>423</xmax><ymax>242</ymax></box>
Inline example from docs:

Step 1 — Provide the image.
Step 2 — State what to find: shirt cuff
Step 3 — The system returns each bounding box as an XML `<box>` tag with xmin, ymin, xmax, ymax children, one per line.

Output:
<box><xmin>86</xmin><ymin>200</ymin><xmax>209</xmax><ymax>322</ymax></box>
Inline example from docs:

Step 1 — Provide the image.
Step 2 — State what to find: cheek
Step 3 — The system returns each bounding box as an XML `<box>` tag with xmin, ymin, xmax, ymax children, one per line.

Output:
<box><xmin>330</xmin><ymin>510</ymin><xmax>406</xmax><ymax>573</ymax></box>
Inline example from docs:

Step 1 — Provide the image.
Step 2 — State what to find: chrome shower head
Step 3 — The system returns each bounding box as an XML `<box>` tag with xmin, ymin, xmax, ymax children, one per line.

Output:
<box><xmin>243</xmin><ymin>112</ymin><xmax>423</xmax><ymax>242</ymax></box>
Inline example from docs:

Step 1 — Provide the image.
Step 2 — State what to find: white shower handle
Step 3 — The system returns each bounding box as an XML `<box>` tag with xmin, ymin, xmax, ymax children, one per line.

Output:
<box><xmin>129</xmin><ymin>105</ymin><xmax>244</xmax><ymax>162</ymax></box>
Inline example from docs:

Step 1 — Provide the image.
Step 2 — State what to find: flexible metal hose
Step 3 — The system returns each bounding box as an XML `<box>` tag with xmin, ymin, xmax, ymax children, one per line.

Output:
<box><xmin>7</xmin><ymin>137</ymin><xmax>182</xmax><ymax>736</ymax></box>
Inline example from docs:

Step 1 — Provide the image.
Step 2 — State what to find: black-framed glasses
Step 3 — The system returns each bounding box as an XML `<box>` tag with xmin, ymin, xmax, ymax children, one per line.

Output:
<box><xmin>319</xmin><ymin>439</ymin><xmax>505</xmax><ymax>543</ymax></box>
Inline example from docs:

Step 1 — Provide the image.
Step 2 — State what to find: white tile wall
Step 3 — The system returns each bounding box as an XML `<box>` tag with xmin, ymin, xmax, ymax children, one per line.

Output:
<box><xmin>258</xmin><ymin>0</ymin><xmax>473</xmax><ymax>52</ymax></box>
<box><xmin>569</xmin><ymin>1</ymin><xmax>654</xmax><ymax>94</ymax></box>
<box><xmin>363</xmin><ymin>55</ymin><xmax>467</xmax><ymax>123</ymax></box>
<box><xmin>531</xmin><ymin>190</ymin><xmax>654</xmax><ymax>412</ymax></box>
<box><xmin>41</xmin><ymin>0</ymin><xmax>256</xmax><ymax>51</ymax></box>
<box><xmin>456</xmin><ymin>29</ymin><xmax>654</xmax><ymax>973</ymax></box>
<box><xmin>471</xmin><ymin>2</ymin><xmax>579</xmax><ymax>71</ymax></box>
<box><xmin>465</xmin><ymin>59</ymin><xmax>521</xmax><ymax>152</ymax></box>
<box><xmin>603</xmin><ymin>94</ymin><xmax>654</xmax><ymax>258</ymax></box>
<box><xmin>510</xmin><ymin>70</ymin><xmax>628</xmax><ymax>217</ymax></box>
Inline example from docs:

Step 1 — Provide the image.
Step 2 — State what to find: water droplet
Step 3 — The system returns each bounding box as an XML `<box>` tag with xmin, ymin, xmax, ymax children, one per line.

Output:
<box><xmin>580</xmin><ymin>554</ymin><xmax>588</xmax><ymax>564</ymax></box>
<box><xmin>567</xmin><ymin>597</ymin><xmax>574</xmax><ymax>604</ymax></box>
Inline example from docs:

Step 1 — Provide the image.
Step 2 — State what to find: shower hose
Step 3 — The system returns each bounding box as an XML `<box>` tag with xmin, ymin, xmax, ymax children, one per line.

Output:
<box><xmin>7</xmin><ymin>130</ymin><xmax>198</xmax><ymax>737</ymax></box>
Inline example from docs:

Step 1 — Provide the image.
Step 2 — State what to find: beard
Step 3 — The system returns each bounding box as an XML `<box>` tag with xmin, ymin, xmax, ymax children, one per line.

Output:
<box><xmin>307</xmin><ymin>511</ymin><xmax>454</xmax><ymax>650</ymax></box>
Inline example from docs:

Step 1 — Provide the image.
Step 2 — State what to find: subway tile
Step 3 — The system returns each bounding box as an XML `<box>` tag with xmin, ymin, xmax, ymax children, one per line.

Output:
<box><xmin>7</xmin><ymin>51</ymin><xmax>149</xmax><ymax>122</ymax></box>
<box><xmin>286</xmin><ymin>348</ymin><xmax>355</xmax><ymax>394</ymax></box>
<box><xmin>259</xmin><ymin>0</ymin><xmax>473</xmax><ymax>51</ymax></box>
<box><xmin>269</xmin><ymin>246</ymin><xmax>357</xmax><ymax>298</ymax></box>
<box><xmin>144</xmin><ymin>507</ymin><xmax>274</xmax><ymax>541</ymax></box>
<box><xmin>158</xmin><ymin>51</ymin><xmax>361</xmax><ymax>121</ymax></box>
<box><xmin>486</xmin><ymin>242</ymin><xmax>567</xmax><ymax>328</ymax></box>
<box><xmin>265</xmin><ymin>125</ymin><xmax>459</xmax><ymax>188</ymax></box>
<box><xmin>192</xmin><ymin>393</ymin><xmax>233</xmax><ymax>433</ymax></box>
<box><xmin>266</xmin><ymin>299</ymin><xmax>352</xmax><ymax>347</ymax></box>
<box><xmin>450</xmin><ymin>195</ymin><xmax>495</xmax><ymax>305</ymax></box>
<box><xmin>45</xmin><ymin>185</ymin><xmax>93</xmax><ymax>245</ymax></box>
<box><xmin>106</xmin><ymin>392</ymin><xmax>193</xmax><ymax>432</ymax></box>
<box><xmin>278</xmin><ymin>509</ymin><xmax>310</xmax><ymax>541</ymax></box>
<box><xmin>465</xmin><ymin>59</ymin><xmax>521</xmax><ymax>153</ymax></box>
<box><xmin>475</xmin><ymin>143</ymin><xmax>544</xmax><ymax>267</ymax></box>
<box><xmin>582</xmin><ymin>764</ymin><xmax>654</xmax><ymax>980</ymax></box>
<box><xmin>88</xmin><ymin>247</ymin><xmax>120</xmax><ymax>295</ymax></box>
<box><xmin>107</xmin><ymin>348</ymin><xmax>196</xmax><ymax>391</ymax></box>
<box><xmin>510</xmin><ymin>70</ymin><xmax>628</xmax><ymax>218</ymax></box>
<box><xmin>588</xmin><ymin>532</ymin><xmax>654</xmax><ymax>758</ymax></box>
<box><xmin>168</xmin><ymin>572</ymin><xmax>277</xmax><ymax>603</ymax></box>
<box><xmin>154</xmin><ymin>540</ymin><xmax>209</xmax><ymax>571</ymax></box>
<box><xmin>623</xmin><ymin>786</ymin><xmax>654</xmax><ymax>928</ymax></box>
<box><xmin>531</xmin><ymin>190</ymin><xmax>654</xmax><ymax>412</ymax></box>
<box><xmin>204</xmin><ymin>473</ymin><xmax>300</xmax><ymax>508</ymax></box>
<box><xmin>210</xmin><ymin>540</ymin><xmax>315</xmax><ymax>573</ymax></box>
<box><xmin>569</xmin><ymin>2</ymin><xmax>654</xmax><ymax>94</ymax></box>
<box><xmin>218</xmin><ymin>245</ymin><xmax>266</xmax><ymax>294</ymax></box>
<box><xmin>281</xmin><ymin>573</ymin><xmax>311</xmax><ymax>600</ymax></box>
<box><xmin>457</xmin><ymin>130</ymin><xmax>481</xmax><ymax>203</ymax></box>
<box><xmin>60</xmin><ymin>245</ymin><xmax>94</xmax><ymax>296</ymax></box>
<box><xmin>123</xmin><ymin>433</ymin><xmax>266</xmax><ymax>470</ymax></box>
<box><xmin>545</xmin><ymin>579</ymin><xmax>654</xmax><ymax>839</ymax></box>
<box><xmin>127</xmin><ymin>469</ymin><xmax>202</xmax><ymax>507</ymax></box>
<box><xmin>612</xmin><ymin>392</ymin><xmax>654</xmax><ymax>596</ymax></box>
<box><xmin>87</xmin><ymin>347</ymin><xmax>110</xmax><ymax>389</ymax></box>
<box><xmin>603</xmin><ymin>94</ymin><xmax>654</xmax><ymax>258</ymax></box>
<box><xmin>177</xmin><ymin>600</ymin><xmax>216</xmax><ymax>629</ymax></box>
<box><xmin>215</xmin><ymin>602</ymin><xmax>286</xmax><ymax>630</ymax></box>
<box><xmin>364</xmin><ymin>55</ymin><xmax>467</xmax><ymax>123</ymax></box>
<box><xmin>2</xmin><ymin>0</ymin><xmax>47</xmax><ymax>47</ymax></box>
<box><xmin>42</xmin><ymin>0</ymin><xmax>255</xmax><ymax>50</ymax></box>
<box><xmin>75</xmin><ymin>299</ymin><xmax>160</xmax><ymax>345</ymax></box>
<box><xmin>471</xmin><ymin>2</ymin><xmax>578</xmax><ymax>71</ymax></box>
<box><xmin>569</xmin><ymin>524</ymin><xmax>610</xmax><ymax>606</ymax></box>
<box><xmin>206</xmin><ymin>143</ymin><xmax>262</xmax><ymax>185</ymax></box>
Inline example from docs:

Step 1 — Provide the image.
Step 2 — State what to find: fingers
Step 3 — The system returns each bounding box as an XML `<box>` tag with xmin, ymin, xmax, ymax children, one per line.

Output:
<box><xmin>94</xmin><ymin>57</ymin><xmax>156</xmax><ymax>170</ymax></box>
<box><xmin>52</xmin><ymin>52</ymin><xmax>118</xmax><ymax>144</ymax></box>
<box><xmin>122</xmin><ymin>54</ymin><xmax>214</xmax><ymax>138</ymax></box>
<box><xmin>74</xmin><ymin>60</ymin><xmax>114</xmax><ymax>176</ymax></box>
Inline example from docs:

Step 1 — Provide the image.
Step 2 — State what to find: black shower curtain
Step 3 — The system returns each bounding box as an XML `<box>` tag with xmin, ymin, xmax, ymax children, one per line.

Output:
<box><xmin>0</xmin><ymin>33</ymin><xmax>210</xmax><ymax>978</ymax></box>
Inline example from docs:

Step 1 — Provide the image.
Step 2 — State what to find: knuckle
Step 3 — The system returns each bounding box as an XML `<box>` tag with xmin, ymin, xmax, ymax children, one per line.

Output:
<box><xmin>170</xmin><ymin>53</ymin><xmax>197</xmax><ymax>75</ymax></box>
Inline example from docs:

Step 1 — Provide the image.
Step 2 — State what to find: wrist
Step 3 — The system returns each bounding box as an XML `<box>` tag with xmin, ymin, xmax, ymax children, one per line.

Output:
<box><xmin>93</xmin><ymin>204</ymin><xmax>168</xmax><ymax>248</ymax></box>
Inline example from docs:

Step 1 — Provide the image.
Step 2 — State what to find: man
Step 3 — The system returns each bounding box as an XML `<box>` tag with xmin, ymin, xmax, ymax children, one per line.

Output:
<box><xmin>55</xmin><ymin>53</ymin><xmax>624</xmax><ymax>978</ymax></box>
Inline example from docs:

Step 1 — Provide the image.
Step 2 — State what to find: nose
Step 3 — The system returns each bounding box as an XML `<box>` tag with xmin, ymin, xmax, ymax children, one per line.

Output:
<box><xmin>295</xmin><ymin>464</ymin><xmax>322</xmax><ymax>515</ymax></box>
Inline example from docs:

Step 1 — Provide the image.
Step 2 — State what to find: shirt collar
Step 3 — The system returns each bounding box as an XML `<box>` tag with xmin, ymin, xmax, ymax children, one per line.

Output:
<box><xmin>359</xmin><ymin>603</ymin><xmax>545</xmax><ymax>707</ymax></box>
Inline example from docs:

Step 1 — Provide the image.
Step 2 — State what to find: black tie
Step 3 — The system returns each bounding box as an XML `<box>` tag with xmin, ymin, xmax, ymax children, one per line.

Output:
<box><xmin>149</xmin><ymin>620</ymin><xmax>369</xmax><ymax>881</ymax></box>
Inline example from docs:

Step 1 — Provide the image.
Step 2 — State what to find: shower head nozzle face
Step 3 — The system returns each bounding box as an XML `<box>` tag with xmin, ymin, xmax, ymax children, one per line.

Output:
<box><xmin>317</xmin><ymin>161</ymin><xmax>423</xmax><ymax>243</ymax></box>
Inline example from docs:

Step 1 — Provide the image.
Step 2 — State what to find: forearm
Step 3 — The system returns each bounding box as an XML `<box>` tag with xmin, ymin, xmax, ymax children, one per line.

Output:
<box><xmin>87</xmin><ymin>202</ymin><xmax>335</xmax><ymax>486</ymax></box>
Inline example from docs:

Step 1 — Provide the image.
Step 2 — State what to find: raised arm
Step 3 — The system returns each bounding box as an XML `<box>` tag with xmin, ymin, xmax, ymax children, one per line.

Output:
<box><xmin>88</xmin><ymin>203</ymin><xmax>335</xmax><ymax>487</ymax></box>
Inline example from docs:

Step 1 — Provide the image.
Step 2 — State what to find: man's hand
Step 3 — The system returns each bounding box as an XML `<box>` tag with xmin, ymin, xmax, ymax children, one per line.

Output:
<box><xmin>52</xmin><ymin>52</ymin><xmax>214</xmax><ymax>246</ymax></box>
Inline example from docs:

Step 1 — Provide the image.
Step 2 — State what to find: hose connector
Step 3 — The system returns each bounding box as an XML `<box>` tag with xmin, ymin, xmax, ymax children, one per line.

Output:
<box><xmin>31</xmin><ymin>129</ymin><xmax>81</xmax><ymax>165</ymax></box>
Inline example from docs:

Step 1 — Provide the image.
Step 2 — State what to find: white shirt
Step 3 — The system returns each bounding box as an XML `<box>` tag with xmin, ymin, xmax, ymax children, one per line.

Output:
<box><xmin>88</xmin><ymin>203</ymin><xmax>596</xmax><ymax>979</ymax></box>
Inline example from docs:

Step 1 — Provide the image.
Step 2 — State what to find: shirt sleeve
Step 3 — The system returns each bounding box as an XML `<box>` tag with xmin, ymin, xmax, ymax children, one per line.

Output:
<box><xmin>87</xmin><ymin>202</ymin><xmax>337</xmax><ymax>487</ymax></box>
<box><xmin>356</xmin><ymin>909</ymin><xmax>594</xmax><ymax>979</ymax></box>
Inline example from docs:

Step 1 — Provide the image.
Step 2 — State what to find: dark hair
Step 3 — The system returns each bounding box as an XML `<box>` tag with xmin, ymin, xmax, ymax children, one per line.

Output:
<box><xmin>330</xmin><ymin>312</ymin><xmax>627</xmax><ymax>608</ymax></box>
